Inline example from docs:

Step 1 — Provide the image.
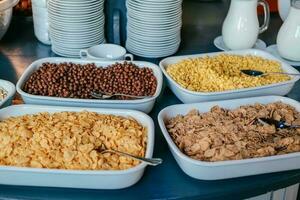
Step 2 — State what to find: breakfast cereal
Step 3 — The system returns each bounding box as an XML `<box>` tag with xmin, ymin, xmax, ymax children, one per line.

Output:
<box><xmin>166</xmin><ymin>54</ymin><xmax>290</xmax><ymax>92</ymax></box>
<box><xmin>166</xmin><ymin>102</ymin><xmax>300</xmax><ymax>162</ymax></box>
<box><xmin>0</xmin><ymin>111</ymin><xmax>147</xmax><ymax>170</ymax></box>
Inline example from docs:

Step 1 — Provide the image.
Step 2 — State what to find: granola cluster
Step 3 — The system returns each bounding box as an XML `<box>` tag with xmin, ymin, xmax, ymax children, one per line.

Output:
<box><xmin>166</xmin><ymin>102</ymin><xmax>300</xmax><ymax>162</ymax></box>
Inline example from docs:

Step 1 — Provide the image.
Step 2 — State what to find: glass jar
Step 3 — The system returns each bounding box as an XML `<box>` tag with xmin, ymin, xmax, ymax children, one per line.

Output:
<box><xmin>0</xmin><ymin>0</ymin><xmax>19</xmax><ymax>40</ymax></box>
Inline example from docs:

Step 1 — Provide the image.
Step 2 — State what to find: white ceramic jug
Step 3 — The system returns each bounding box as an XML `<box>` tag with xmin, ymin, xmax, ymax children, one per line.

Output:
<box><xmin>222</xmin><ymin>0</ymin><xmax>270</xmax><ymax>50</ymax></box>
<box><xmin>278</xmin><ymin>0</ymin><xmax>291</xmax><ymax>21</ymax></box>
<box><xmin>277</xmin><ymin>0</ymin><xmax>300</xmax><ymax>61</ymax></box>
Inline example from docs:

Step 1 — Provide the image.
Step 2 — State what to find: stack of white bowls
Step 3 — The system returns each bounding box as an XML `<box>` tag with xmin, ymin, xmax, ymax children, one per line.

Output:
<box><xmin>48</xmin><ymin>0</ymin><xmax>105</xmax><ymax>57</ymax></box>
<box><xmin>126</xmin><ymin>0</ymin><xmax>183</xmax><ymax>58</ymax></box>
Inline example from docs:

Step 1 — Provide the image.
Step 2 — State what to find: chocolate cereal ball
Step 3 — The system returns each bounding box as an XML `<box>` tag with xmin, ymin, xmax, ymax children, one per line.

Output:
<box><xmin>23</xmin><ymin>62</ymin><xmax>157</xmax><ymax>100</ymax></box>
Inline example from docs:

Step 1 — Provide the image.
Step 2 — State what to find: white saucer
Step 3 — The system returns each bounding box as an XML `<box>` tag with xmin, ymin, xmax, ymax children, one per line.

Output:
<box><xmin>213</xmin><ymin>36</ymin><xmax>267</xmax><ymax>51</ymax></box>
<box><xmin>266</xmin><ymin>44</ymin><xmax>300</xmax><ymax>66</ymax></box>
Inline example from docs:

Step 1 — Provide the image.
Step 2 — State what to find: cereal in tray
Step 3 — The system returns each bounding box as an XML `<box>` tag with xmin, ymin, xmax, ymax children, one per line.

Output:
<box><xmin>0</xmin><ymin>111</ymin><xmax>147</xmax><ymax>170</ymax></box>
<box><xmin>0</xmin><ymin>87</ymin><xmax>7</xmax><ymax>101</ymax></box>
<box><xmin>166</xmin><ymin>102</ymin><xmax>300</xmax><ymax>162</ymax></box>
<box><xmin>166</xmin><ymin>54</ymin><xmax>291</xmax><ymax>92</ymax></box>
<box><xmin>22</xmin><ymin>62</ymin><xmax>157</xmax><ymax>100</ymax></box>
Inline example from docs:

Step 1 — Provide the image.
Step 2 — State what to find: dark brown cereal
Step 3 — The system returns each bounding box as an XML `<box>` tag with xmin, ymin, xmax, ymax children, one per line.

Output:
<box><xmin>23</xmin><ymin>62</ymin><xmax>157</xmax><ymax>99</ymax></box>
<box><xmin>166</xmin><ymin>102</ymin><xmax>300</xmax><ymax>162</ymax></box>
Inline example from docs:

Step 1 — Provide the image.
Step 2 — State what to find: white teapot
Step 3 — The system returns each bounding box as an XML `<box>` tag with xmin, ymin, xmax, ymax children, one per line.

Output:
<box><xmin>277</xmin><ymin>0</ymin><xmax>300</xmax><ymax>61</ymax></box>
<box><xmin>222</xmin><ymin>0</ymin><xmax>270</xmax><ymax>50</ymax></box>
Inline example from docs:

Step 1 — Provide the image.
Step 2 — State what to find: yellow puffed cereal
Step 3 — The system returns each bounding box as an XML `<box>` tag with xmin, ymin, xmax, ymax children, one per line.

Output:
<box><xmin>166</xmin><ymin>54</ymin><xmax>291</xmax><ymax>92</ymax></box>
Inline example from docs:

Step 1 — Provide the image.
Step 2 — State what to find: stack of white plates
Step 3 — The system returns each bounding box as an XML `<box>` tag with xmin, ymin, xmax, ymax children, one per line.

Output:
<box><xmin>126</xmin><ymin>0</ymin><xmax>183</xmax><ymax>58</ymax></box>
<box><xmin>48</xmin><ymin>0</ymin><xmax>105</xmax><ymax>57</ymax></box>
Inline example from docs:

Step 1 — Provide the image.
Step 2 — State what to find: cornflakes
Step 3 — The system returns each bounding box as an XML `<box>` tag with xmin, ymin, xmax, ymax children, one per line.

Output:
<box><xmin>0</xmin><ymin>111</ymin><xmax>147</xmax><ymax>170</ymax></box>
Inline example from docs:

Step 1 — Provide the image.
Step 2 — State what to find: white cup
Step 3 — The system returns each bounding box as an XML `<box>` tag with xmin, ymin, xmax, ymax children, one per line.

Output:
<box><xmin>80</xmin><ymin>44</ymin><xmax>134</xmax><ymax>61</ymax></box>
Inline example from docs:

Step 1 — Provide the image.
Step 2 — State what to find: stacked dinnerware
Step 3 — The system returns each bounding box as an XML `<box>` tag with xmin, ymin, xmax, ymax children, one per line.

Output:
<box><xmin>48</xmin><ymin>0</ymin><xmax>105</xmax><ymax>57</ymax></box>
<box><xmin>126</xmin><ymin>0</ymin><xmax>183</xmax><ymax>58</ymax></box>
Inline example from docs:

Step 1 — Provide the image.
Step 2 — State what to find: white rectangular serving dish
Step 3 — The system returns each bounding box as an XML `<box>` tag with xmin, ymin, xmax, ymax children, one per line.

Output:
<box><xmin>0</xmin><ymin>105</ymin><xmax>154</xmax><ymax>189</ymax></box>
<box><xmin>158</xmin><ymin>96</ymin><xmax>300</xmax><ymax>180</ymax></box>
<box><xmin>0</xmin><ymin>79</ymin><xmax>16</xmax><ymax>109</ymax></box>
<box><xmin>159</xmin><ymin>49</ymin><xmax>300</xmax><ymax>103</ymax></box>
<box><xmin>16</xmin><ymin>58</ymin><xmax>163</xmax><ymax>113</ymax></box>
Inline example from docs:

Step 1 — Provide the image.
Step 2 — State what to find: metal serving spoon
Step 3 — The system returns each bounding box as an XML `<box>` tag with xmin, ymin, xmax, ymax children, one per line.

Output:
<box><xmin>96</xmin><ymin>144</ymin><xmax>163</xmax><ymax>166</ymax></box>
<box><xmin>91</xmin><ymin>91</ymin><xmax>151</xmax><ymax>100</ymax></box>
<box><xmin>258</xmin><ymin>118</ymin><xmax>300</xmax><ymax>129</ymax></box>
<box><xmin>241</xmin><ymin>69</ymin><xmax>300</xmax><ymax>77</ymax></box>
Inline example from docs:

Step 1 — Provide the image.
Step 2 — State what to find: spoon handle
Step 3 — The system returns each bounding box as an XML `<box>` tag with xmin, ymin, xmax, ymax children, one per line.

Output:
<box><xmin>268</xmin><ymin>72</ymin><xmax>300</xmax><ymax>76</ymax></box>
<box><xmin>290</xmin><ymin>125</ymin><xmax>300</xmax><ymax>129</ymax></box>
<box><xmin>91</xmin><ymin>92</ymin><xmax>150</xmax><ymax>99</ymax></box>
<box><xmin>102</xmin><ymin>149</ymin><xmax>163</xmax><ymax>166</ymax></box>
<box><xmin>104</xmin><ymin>93</ymin><xmax>151</xmax><ymax>99</ymax></box>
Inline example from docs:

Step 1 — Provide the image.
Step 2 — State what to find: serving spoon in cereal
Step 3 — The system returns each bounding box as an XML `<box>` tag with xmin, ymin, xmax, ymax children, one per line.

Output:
<box><xmin>241</xmin><ymin>70</ymin><xmax>300</xmax><ymax>77</ymax></box>
<box><xmin>96</xmin><ymin>144</ymin><xmax>163</xmax><ymax>166</ymax></box>
<box><xmin>258</xmin><ymin>118</ymin><xmax>300</xmax><ymax>129</ymax></box>
<box><xmin>91</xmin><ymin>91</ymin><xmax>151</xmax><ymax>100</ymax></box>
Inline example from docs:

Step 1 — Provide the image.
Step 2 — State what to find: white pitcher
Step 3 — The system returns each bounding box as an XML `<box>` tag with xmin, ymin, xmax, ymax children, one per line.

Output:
<box><xmin>222</xmin><ymin>0</ymin><xmax>270</xmax><ymax>50</ymax></box>
<box><xmin>277</xmin><ymin>0</ymin><xmax>300</xmax><ymax>61</ymax></box>
<box><xmin>278</xmin><ymin>0</ymin><xmax>291</xmax><ymax>21</ymax></box>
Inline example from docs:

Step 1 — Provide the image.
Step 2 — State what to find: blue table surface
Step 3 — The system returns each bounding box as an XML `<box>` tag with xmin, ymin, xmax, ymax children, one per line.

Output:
<box><xmin>0</xmin><ymin>1</ymin><xmax>300</xmax><ymax>199</ymax></box>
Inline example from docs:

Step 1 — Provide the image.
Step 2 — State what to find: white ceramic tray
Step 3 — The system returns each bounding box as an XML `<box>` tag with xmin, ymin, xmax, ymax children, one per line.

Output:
<box><xmin>16</xmin><ymin>58</ymin><xmax>163</xmax><ymax>113</ymax></box>
<box><xmin>159</xmin><ymin>49</ymin><xmax>300</xmax><ymax>103</ymax></box>
<box><xmin>158</xmin><ymin>96</ymin><xmax>300</xmax><ymax>180</ymax></box>
<box><xmin>0</xmin><ymin>104</ymin><xmax>155</xmax><ymax>189</ymax></box>
<box><xmin>0</xmin><ymin>79</ymin><xmax>16</xmax><ymax>109</ymax></box>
